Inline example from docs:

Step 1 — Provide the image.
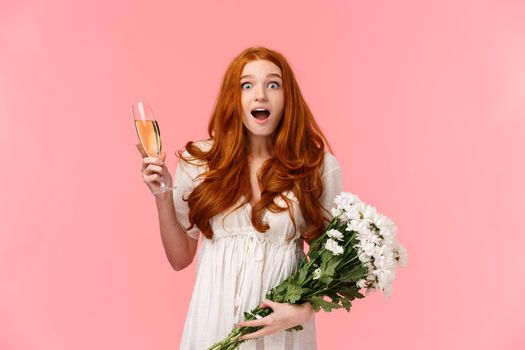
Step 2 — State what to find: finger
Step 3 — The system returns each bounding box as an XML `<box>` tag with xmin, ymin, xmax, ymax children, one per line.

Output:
<box><xmin>136</xmin><ymin>143</ymin><xmax>148</xmax><ymax>158</ymax></box>
<box><xmin>148</xmin><ymin>153</ymin><xmax>165</xmax><ymax>165</ymax></box>
<box><xmin>144</xmin><ymin>174</ymin><xmax>161</xmax><ymax>182</ymax></box>
<box><xmin>259</xmin><ymin>301</ymin><xmax>270</xmax><ymax>308</ymax></box>
<box><xmin>151</xmin><ymin>153</ymin><xmax>165</xmax><ymax>166</ymax></box>
<box><xmin>136</xmin><ymin>145</ymin><xmax>165</xmax><ymax>167</ymax></box>
<box><xmin>235</xmin><ymin>317</ymin><xmax>266</xmax><ymax>329</ymax></box>
<box><xmin>259</xmin><ymin>299</ymin><xmax>278</xmax><ymax>309</ymax></box>
<box><xmin>239</xmin><ymin>326</ymin><xmax>275</xmax><ymax>341</ymax></box>
<box><xmin>143</xmin><ymin>157</ymin><xmax>165</xmax><ymax>168</ymax></box>
<box><xmin>144</xmin><ymin>164</ymin><xmax>163</xmax><ymax>175</ymax></box>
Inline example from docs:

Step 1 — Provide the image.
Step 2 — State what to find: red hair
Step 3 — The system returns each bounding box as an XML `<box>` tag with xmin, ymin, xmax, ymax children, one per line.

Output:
<box><xmin>176</xmin><ymin>46</ymin><xmax>335</xmax><ymax>243</ymax></box>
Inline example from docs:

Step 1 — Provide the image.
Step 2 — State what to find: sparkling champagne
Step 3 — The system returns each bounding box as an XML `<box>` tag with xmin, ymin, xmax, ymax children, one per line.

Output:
<box><xmin>134</xmin><ymin>119</ymin><xmax>161</xmax><ymax>157</ymax></box>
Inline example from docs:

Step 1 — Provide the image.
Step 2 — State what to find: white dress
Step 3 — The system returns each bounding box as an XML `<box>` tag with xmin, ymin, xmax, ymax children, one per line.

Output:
<box><xmin>173</xmin><ymin>139</ymin><xmax>343</xmax><ymax>350</ymax></box>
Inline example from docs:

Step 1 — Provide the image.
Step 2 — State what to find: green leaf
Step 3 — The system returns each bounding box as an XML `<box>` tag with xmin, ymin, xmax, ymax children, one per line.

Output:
<box><xmin>286</xmin><ymin>324</ymin><xmax>304</xmax><ymax>332</ymax></box>
<box><xmin>319</xmin><ymin>258</ymin><xmax>341</xmax><ymax>285</ymax></box>
<box><xmin>340</xmin><ymin>298</ymin><xmax>352</xmax><ymax>311</ymax></box>
<box><xmin>294</xmin><ymin>265</ymin><xmax>309</xmax><ymax>286</ymax></box>
<box><xmin>338</xmin><ymin>285</ymin><xmax>365</xmax><ymax>301</ymax></box>
<box><xmin>309</xmin><ymin>295</ymin><xmax>342</xmax><ymax>313</ymax></box>
<box><xmin>320</xmin><ymin>249</ymin><xmax>334</xmax><ymax>262</ymax></box>
<box><xmin>309</xmin><ymin>250</ymin><xmax>321</xmax><ymax>262</ymax></box>
<box><xmin>283</xmin><ymin>284</ymin><xmax>305</xmax><ymax>304</ymax></box>
<box><xmin>324</xmin><ymin>290</ymin><xmax>341</xmax><ymax>303</ymax></box>
<box><xmin>338</xmin><ymin>265</ymin><xmax>368</xmax><ymax>283</ymax></box>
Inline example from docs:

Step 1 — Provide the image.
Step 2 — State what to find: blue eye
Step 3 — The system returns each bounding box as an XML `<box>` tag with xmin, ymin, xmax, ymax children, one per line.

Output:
<box><xmin>241</xmin><ymin>81</ymin><xmax>281</xmax><ymax>90</ymax></box>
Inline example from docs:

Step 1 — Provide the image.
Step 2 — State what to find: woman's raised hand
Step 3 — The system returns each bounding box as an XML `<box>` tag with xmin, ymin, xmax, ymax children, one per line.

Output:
<box><xmin>136</xmin><ymin>143</ymin><xmax>173</xmax><ymax>197</ymax></box>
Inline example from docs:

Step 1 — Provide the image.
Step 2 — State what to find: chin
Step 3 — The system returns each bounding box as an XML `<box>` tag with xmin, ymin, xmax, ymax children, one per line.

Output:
<box><xmin>243</xmin><ymin>121</ymin><xmax>277</xmax><ymax>135</ymax></box>
<box><xmin>247</xmin><ymin>129</ymin><xmax>276</xmax><ymax>137</ymax></box>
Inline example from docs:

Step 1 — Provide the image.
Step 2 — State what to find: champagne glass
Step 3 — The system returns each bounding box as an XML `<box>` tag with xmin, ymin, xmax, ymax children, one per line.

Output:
<box><xmin>133</xmin><ymin>101</ymin><xmax>175</xmax><ymax>196</ymax></box>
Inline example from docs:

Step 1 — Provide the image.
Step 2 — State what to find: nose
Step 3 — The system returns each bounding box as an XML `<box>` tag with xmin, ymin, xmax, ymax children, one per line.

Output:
<box><xmin>254</xmin><ymin>85</ymin><xmax>267</xmax><ymax>102</ymax></box>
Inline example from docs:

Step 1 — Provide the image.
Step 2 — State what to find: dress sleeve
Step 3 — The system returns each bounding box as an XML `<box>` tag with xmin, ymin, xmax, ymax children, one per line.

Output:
<box><xmin>319</xmin><ymin>152</ymin><xmax>343</xmax><ymax>228</ymax></box>
<box><xmin>172</xmin><ymin>150</ymin><xmax>202</xmax><ymax>241</ymax></box>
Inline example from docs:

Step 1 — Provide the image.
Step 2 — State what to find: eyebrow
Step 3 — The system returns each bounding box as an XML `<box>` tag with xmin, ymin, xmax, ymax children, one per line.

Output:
<box><xmin>240</xmin><ymin>73</ymin><xmax>282</xmax><ymax>80</ymax></box>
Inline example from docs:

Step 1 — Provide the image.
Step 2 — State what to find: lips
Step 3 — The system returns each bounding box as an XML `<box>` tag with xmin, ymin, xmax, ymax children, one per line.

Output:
<box><xmin>250</xmin><ymin>107</ymin><xmax>271</xmax><ymax>120</ymax></box>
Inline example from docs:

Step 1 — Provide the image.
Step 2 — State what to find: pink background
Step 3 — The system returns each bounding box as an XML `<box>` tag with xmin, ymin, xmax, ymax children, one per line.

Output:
<box><xmin>1</xmin><ymin>0</ymin><xmax>524</xmax><ymax>349</ymax></box>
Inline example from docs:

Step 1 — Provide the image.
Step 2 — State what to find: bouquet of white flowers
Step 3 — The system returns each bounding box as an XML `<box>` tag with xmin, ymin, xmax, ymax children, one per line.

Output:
<box><xmin>207</xmin><ymin>191</ymin><xmax>408</xmax><ymax>350</ymax></box>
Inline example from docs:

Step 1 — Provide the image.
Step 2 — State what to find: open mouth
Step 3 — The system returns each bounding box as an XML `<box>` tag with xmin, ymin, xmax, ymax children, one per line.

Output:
<box><xmin>250</xmin><ymin>109</ymin><xmax>271</xmax><ymax>120</ymax></box>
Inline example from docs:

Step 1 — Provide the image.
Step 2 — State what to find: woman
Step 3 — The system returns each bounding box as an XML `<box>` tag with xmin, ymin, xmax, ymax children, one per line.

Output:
<box><xmin>137</xmin><ymin>46</ymin><xmax>343</xmax><ymax>349</ymax></box>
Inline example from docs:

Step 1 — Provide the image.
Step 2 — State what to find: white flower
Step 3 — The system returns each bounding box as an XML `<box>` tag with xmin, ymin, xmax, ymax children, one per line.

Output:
<box><xmin>346</xmin><ymin>220</ymin><xmax>360</xmax><ymax>233</ymax></box>
<box><xmin>346</xmin><ymin>207</ymin><xmax>361</xmax><ymax>220</ymax></box>
<box><xmin>327</xmin><ymin>229</ymin><xmax>344</xmax><ymax>241</ymax></box>
<box><xmin>331</xmin><ymin>207</ymin><xmax>350</xmax><ymax>224</ymax></box>
<box><xmin>373</xmin><ymin>215</ymin><xmax>397</xmax><ymax>238</ymax></box>
<box><xmin>382</xmin><ymin>215</ymin><xmax>398</xmax><ymax>233</ymax></box>
<box><xmin>349</xmin><ymin>220</ymin><xmax>371</xmax><ymax>236</ymax></box>
<box><xmin>356</xmin><ymin>279</ymin><xmax>367</xmax><ymax>289</ymax></box>
<box><xmin>361</xmin><ymin>204</ymin><xmax>378</xmax><ymax>223</ymax></box>
<box><xmin>313</xmin><ymin>267</ymin><xmax>322</xmax><ymax>280</ymax></box>
<box><xmin>377</xmin><ymin>269</ymin><xmax>396</xmax><ymax>293</ymax></box>
<box><xmin>339</xmin><ymin>211</ymin><xmax>350</xmax><ymax>223</ymax></box>
<box><xmin>382</xmin><ymin>284</ymin><xmax>393</xmax><ymax>299</ymax></box>
<box><xmin>394</xmin><ymin>242</ymin><xmax>408</xmax><ymax>267</ymax></box>
<box><xmin>340</xmin><ymin>204</ymin><xmax>353</xmax><ymax>214</ymax></box>
<box><xmin>331</xmin><ymin>207</ymin><xmax>342</xmax><ymax>217</ymax></box>
<box><xmin>380</xmin><ymin>227</ymin><xmax>396</xmax><ymax>242</ymax></box>
<box><xmin>334</xmin><ymin>192</ymin><xmax>361</xmax><ymax>208</ymax></box>
<box><xmin>358</xmin><ymin>252</ymin><xmax>371</xmax><ymax>263</ymax></box>
<box><xmin>324</xmin><ymin>238</ymin><xmax>344</xmax><ymax>255</ymax></box>
<box><xmin>344</xmin><ymin>202</ymin><xmax>365</xmax><ymax>221</ymax></box>
<box><xmin>332</xmin><ymin>191</ymin><xmax>407</xmax><ymax>299</ymax></box>
<box><xmin>374</xmin><ymin>253</ymin><xmax>396</xmax><ymax>271</ymax></box>
<box><xmin>357</xmin><ymin>241</ymin><xmax>378</xmax><ymax>257</ymax></box>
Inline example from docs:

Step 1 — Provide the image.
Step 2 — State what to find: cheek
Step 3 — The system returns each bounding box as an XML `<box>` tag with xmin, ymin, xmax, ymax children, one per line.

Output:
<box><xmin>275</xmin><ymin>94</ymin><xmax>285</xmax><ymax>112</ymax></box>
<box><xmin>276</xmin><ymin>105</ymin><xmax>284</xmax><ymax>120</ymax></box>
<box><xmin>241</xmin><ymin>93</ymin><xmax>250</xmax><ymax>108</ymax></box>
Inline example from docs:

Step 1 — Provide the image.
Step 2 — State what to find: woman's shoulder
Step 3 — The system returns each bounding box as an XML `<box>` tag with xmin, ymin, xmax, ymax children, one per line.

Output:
<box><xmin>182</xmin><ymin>138</ymin><xmax>213</xmax><ymax>155</ymax></box>
<box><xmin>179</xmin><ymin>139</ymin><xmax>213</xmax><ymax>174</ymax></box>
<box><xmin>322</xmin><ymin>149</ymin><xmax>341</xmax><ymax>176</ymax></box>
<box><xmin>194</xmin><ymin>138</ymin><xmax>214</xmax><ymax>150</ymax></box>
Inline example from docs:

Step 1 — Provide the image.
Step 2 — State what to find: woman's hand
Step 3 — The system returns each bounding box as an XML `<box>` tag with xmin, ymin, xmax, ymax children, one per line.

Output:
<box><xmin>234</xmin><ymin>299</ymin><xmax>314</xmax><ymax>341</ymax></box>
<box><xmin>136</xmin><ymin>143</ymin><xmax>173</xmax><ymax>197</ymax></box>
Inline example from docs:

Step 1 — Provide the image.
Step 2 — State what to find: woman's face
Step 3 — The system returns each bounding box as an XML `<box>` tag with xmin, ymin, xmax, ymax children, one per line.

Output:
<box><xmin>240</xmin><ymin>59</ymin><xmax>285</xmax><ymax>138</ymax></box>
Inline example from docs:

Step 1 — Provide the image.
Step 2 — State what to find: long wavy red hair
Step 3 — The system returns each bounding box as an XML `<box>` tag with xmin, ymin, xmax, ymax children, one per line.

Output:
<box><xmin>176</xmin><ymin>46</ymin><xmax>335</xmax><ymax>243</ymax></box>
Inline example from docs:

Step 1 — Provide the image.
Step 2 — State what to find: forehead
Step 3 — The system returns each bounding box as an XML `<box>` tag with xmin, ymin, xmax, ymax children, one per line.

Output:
<box><xmin>241</xmin><ymin>59</ymin><xmax>282</xmax><ymax>77</ymax></box>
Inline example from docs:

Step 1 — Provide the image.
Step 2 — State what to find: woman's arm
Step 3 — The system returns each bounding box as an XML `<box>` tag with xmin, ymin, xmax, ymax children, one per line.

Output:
<box><xmin>155</xmin><ymin>191</ymin><xmax>198</xmax><ymax>271</ymax></box>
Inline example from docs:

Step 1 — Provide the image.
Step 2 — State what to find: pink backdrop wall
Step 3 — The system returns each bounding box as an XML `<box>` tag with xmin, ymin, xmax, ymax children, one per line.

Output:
<box><xmin>1</xmin><ymin>0</ymin><xmax>524</xmax><ymax>349</ymax></box>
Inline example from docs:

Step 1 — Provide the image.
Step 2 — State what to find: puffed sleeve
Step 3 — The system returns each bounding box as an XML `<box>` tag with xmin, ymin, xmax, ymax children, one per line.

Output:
<box><xmin>172</xmin><ymin>149</ymin><xmax>203</xmax><ymax>241</ymax></box>
<box><xmin>319</xmin><ymin>151</ymin><xmax>343</xmax><ymax>228</ymax></box>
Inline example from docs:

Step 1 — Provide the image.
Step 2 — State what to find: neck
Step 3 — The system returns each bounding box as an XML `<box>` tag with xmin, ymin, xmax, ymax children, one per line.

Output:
<box><xmin>247</xmin><ymin>134</ymin><xmax>274</xmax><ymax>159</ymax></box>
